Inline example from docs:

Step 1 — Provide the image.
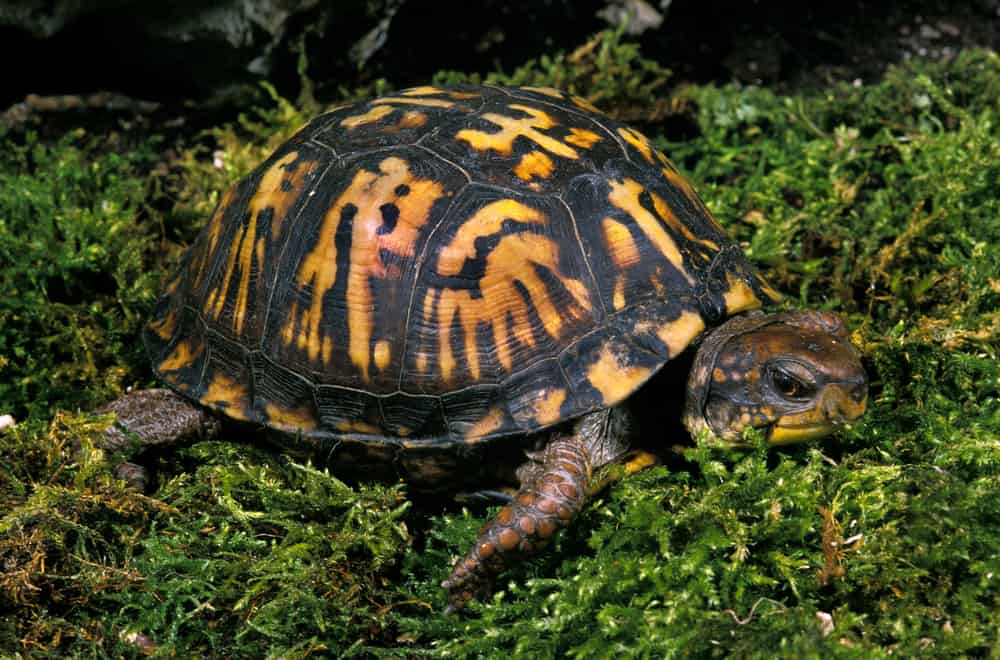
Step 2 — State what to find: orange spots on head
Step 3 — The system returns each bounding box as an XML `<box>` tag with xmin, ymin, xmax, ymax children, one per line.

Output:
<box><xmin>466</xmin><ymin>406</ymin><xmax>505</xmax><ymax>441</ymax></box>
<box><xmin>204</xmin><ymin>151</ymin><xmax>318</xmax><ymax>336</ymax></box>
<box><xmin>656</xmin><ymin>310</ymin><xmax>705</xmax><ymax>358</ymax></box>
<box><xmin>430</xmin><ymin>200</ymin><xmax>591</xmax><ymax>382</ymax></box>
<box><xmin>456</xmin><ymin>104</ymin><xmax>579</xmax><ymax>159</ymax></box>
<box><xmin>564</xmin><ymin>127</ymin><xmax>602</xmax><ymax>149</ymax></box>
<box><xmin>601</xmin><ymin>217</ymin><xmax>641</xmax><ymax>268</ymax></box>
<box><xmin>513</xmin><ymin>150</ymin><xmax>554</xmax><ymax>181</ymax></box>
<box><xmin>608</xmin><ymin>178</ymin><xmax>695</xmax><ymax>286</ymax></box>
<box><xmin>266</xmin><ymin>400</ymin><xmax>318</xmax><ymax>431</ymax></box>
<box><xmin>532</xmin><ymin>388</ymin><xmax>567</xmax><ymax>426</ymax></box>
<box><xmin>341</xmin><ymin>104</ymin><xmax>394</xmax><ymax>128</ymax></box>
<box><xmin>722</xmin><ymin>272</ymin><xmax>762</xmax><ymax>315</ymax></box>
<box><xmin>158</xmin><ymin>338</ymin><xmax>202</xmax><ymax>373</ymax></box>
<box><xmin>587</xmin><ymin>345</ymin><xmax>652</xmax><ymax>405</ymax></box>
<box><xmin>203</xmin><ymin>372</ymin><xmax>250</xmax><ymax>420</ymax></box>
<box><xmin>285</xmin><ymin>156</ymin><xmax>445</xmax><ymax>378</ymax></box>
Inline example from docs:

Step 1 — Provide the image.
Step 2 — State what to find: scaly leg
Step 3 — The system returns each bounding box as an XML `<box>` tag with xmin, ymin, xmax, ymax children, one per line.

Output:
<box><xmin>97</xmin><ymin>388</ymin><xmax>220</xmax><ymax>489</ymax></box>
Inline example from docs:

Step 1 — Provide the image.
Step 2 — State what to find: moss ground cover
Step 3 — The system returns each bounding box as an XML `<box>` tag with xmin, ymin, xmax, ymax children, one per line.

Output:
<box><xmin>1</xmin><ymin>33</ymin><xmax>998</xmax><ymax>657</ymax></box>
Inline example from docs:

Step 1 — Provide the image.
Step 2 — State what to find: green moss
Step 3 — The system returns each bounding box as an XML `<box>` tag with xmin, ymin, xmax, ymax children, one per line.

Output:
<box><xmin>2</xmin><ymin>34</ymin><xmax>999</xmax><ymax>658</ymax></box>
<box><xmin>433</xmin><ymin>27</ymin><xmax>672</xmax><ymax>113</ymax></box>
<box><xmin>0</xmin><ymin>130</ymin><xmax>162</xmax><ymax>419</ymax></box>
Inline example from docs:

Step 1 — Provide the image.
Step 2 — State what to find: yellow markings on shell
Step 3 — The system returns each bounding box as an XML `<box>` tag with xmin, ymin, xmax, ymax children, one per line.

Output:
<box><xmin>431</xmin><ymin>200</ymin><xmax>591</xmax><ymax>382</ymax></box>
<box><xmin>759</xmin><ymin>278</ymin><xmax>783</xmax><ymax>303</ymax></box>
<box><xmin>657</xmin><ymin>163</ymin><xmax>731</xmax><ymax>238</ymax></box>
<box><xmin>398</xmin><ymin>110</ymin><xmax>428</xmax><ymax>128</ymax></box>
<box><xmin>722</xmin><ymin>271</ymin><xmax>762</xmax><ymax>315</ymax></box>
<box><xmin>647</xmin><ymin>188</ymin><xmax>720</xmax><ymax>253</ymax></box>
<box><xmin>436</xmin><ymin>199</ymin><xmax>544</xmax><ymax>276</ymax></box>
<box><xmin>192</xmin><ymin>187</ymin><xmax>236</xmax><ymax>290</ymax></box>
<box><xmin>467</xmin><ymin>406</ymin><xmax>505</xmax><ymax>441</ymax></box>
<box><xmin>398</xmin><ymin>85</ymin><xmax>478</xmax><ymax>99</ymax></box>
<box><xmin>521</xmin><ymin>86</ymin><xmax>564</xmax><ymax>98</ymax></box>
<box><xmin>656</xmin><ymin>310</ymin><xmax>705</xmax><ymax>358</ymax></box>
<box><xmin>400</xmin><ymin>85</ymin><xmax>447</xmax><ymax>96</ymax></box>
<box><xmin>204</xmin><ymin>151</ymin><xmax>317</xmax><ymax>336</ymax></box>
<box><xmin>571</xmin><ymin>95</ymin><xmax>601</xmax><ymax>113</ymax></box>
<box><xmin>266</xmin><ymin>401</ymin><xmax>318</xmax><ymax>431</ymax></box>
<box><xmin>373</xmin><ymin>339</ymin><xmax>392</xmax><ymax>372</ymax></box>
<box><xmin>618</xmin><ymin>127</ymin><xmax>656</xmax><ymax>164</ymax></box>
<box><xmin>158</xmin><ymin>338</ymin><xmax>202</xmax><ymax>373</ymax></box>
<box><xmin>532</xmin><ymin>388</ymin><xmax>567</xmax><ymax>426</ymax></box>
<box><xmin>612</xmin><ymin>275</ymin><xmax>627</xmax><ymax>310</ymax></box>
<box><xmin>608</xmin><ymin>178</ymin><xmax>696</xmax><ymax>286</ymax></box>
<box><xmin>336</xmin><ymin>420</ymin><xmax>384</xmax><ymax>435</ymax></box>
<box><xmin>374</xmin><ymin>96</ymin><xmax>455</xmax><ymax>108</ymax></box>
<box><xmin>285</xmin><ymin>156</ymin><xmax>445</xmax><ymax>377</ymax></box>
<box><xmin>341</xmin><ymin>104</ymin><xmax>394</xmax><ymax>128</ymax></box>
<box><xmin>513</xmin><ymin>150</ymin><xmax>554</xmax><ymax>181</ymax></box>
<box><xmin>456</xmin><ymin>104</ymin><xmax>579</xmax><ymax>159</ymax></box>
<box><xmin>601</xmin><ymin>217</ymin><xmax>641</xmax><ymax>268</ymax></box>
<box><xmin>148</xmin><ymin>308</ymin><xmax>179</xmax><ymax>341</ymax></box>
<box><xmin>587</xmin><ymin>344</ymin><xmax>652</xmax><ymax>406</ymax></box>
<box><xmin>203</xmin><ymin>372</ymin><xmax>251</xmax><ymax>421</ymax></box>
<box><xmin>564</xmin><ymin>127</ymin><xmax>602</xmax><ymax>149</ymax></box>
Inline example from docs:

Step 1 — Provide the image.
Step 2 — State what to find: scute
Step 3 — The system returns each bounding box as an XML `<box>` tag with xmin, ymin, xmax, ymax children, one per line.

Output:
<box><xmin>144</xmin><ymin>84</ymin><xmax>778</xmax><ymax>449</ymax></box>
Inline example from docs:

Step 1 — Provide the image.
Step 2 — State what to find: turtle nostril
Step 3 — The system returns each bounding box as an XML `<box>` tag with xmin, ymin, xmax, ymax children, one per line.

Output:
<box><xmin>822</xmin><ymin>384</ymin><xmax>866</xmax><ymax>424</ymax></box>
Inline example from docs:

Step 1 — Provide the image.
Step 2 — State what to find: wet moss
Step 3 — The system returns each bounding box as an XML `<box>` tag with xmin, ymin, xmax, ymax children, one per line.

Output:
<box><xmin>1</xmin><ymin>35</ymin><xmax>998</xmax><ymax>658</ymax></box>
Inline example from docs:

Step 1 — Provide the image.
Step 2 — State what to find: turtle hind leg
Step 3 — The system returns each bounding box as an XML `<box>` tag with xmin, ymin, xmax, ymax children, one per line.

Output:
<box><xmin>97</xmin><ymin>388</ymin><xmax>221</xmax><ymax>490</ymax></box>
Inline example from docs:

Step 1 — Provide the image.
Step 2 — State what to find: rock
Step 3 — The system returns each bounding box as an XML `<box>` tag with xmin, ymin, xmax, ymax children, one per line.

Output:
<box><xmin>0</xmin><ymin>0</ymin><xmax>335</xmax><ymax>89</ymax></box>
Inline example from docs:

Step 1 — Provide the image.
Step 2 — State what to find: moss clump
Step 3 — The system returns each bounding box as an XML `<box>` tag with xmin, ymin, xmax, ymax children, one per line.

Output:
<box><xmin>0</xmin><ymin>130</ymin><xmax>161</xmax><ymax>419</ymax></box>
<box><xmin>1</xmin><ymin>33</ymin><xmax>998</xmax><ymax>658</ymax></box>
<box><xmin>433</xmin><ymin>27</ymin><xmax>672</xmax><ymax>115</ymax></box>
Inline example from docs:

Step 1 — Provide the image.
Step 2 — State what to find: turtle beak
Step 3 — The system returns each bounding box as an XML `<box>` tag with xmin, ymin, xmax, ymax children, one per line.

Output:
<box><xmin>768</xmin><ymin>382</ymin><xmax>868</xmax><ymax>446</ymax></box>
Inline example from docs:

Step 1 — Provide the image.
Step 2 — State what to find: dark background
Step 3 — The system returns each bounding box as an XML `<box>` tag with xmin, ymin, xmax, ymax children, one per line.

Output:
<box><xmin>2</xmin><ymin>0</ymin><xmax>997</xmax><ymax>113</ymax></box>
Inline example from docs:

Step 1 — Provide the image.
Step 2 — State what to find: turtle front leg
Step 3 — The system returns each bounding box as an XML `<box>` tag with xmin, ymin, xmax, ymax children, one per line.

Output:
<box><xmin>442</xmin><ymin>407</ymin><xmax>633</xmax><ymax>611</ymax></box>
<box><xmin>97</xmin><ymin>388</ymin><xmax>221</xmax><ymax>489</ymax></box>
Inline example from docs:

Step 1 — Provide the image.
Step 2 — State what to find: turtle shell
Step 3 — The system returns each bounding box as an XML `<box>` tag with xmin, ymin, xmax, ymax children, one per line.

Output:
<box><xmin>144</xmin><ymin>84</ymin><xmax>779</xmax><ymax>451</ymax></box>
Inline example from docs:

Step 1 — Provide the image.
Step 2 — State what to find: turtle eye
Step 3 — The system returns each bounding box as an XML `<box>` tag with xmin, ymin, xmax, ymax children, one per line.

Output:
<box><xmin>770</xmin><ymin>367</ymin><xmax>812</xmax><ymax>400</ymax></box>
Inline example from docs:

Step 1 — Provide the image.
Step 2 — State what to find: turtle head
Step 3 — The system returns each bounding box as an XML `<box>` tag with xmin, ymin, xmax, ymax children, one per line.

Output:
<box><xmin>683</xmin><ymin>310</ymin><xmax>867</xmax><ymax>446</ymax></box>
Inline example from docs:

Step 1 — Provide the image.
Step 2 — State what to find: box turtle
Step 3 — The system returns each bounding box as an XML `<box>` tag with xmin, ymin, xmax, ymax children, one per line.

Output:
<box><xmin>99</xmin><ymin>84</ymin><xmax>868</xmax><ymax>610</ymax></box>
